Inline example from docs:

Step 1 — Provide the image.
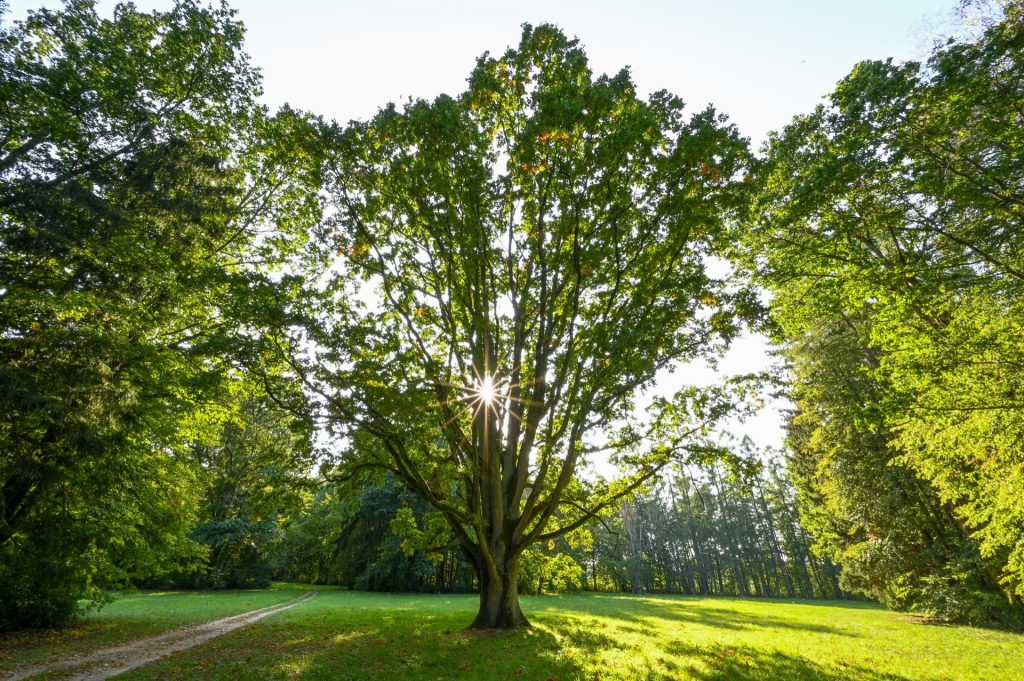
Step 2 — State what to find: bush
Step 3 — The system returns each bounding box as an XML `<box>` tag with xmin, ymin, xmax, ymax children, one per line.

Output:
<box><xmin>0</xmin><ymin>535</ymin><xmax>104</xmax><ymax>631</ymax></box>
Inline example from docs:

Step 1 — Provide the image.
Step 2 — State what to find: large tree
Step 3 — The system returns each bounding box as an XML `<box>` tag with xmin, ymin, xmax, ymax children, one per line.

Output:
<box><xmin>283</xmin><ymin>24</ymin><xmax>756</xmax><ymax>628</ymax></box>
<box><xmin>0</xmin><ymin>0</ymin><xmax>321</xmax><ymax>628</ymax></box>
<box><xmin>747</xmin><ymin>1</ymin><xmax>1024</xmax><ymax>625</ymax></box>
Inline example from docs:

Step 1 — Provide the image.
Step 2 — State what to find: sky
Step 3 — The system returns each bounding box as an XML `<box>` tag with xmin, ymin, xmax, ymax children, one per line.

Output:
<box><xmin>235</xmin><ymin>0</ymin><xmax>958</xmax><ymax>146</ymax></box>
<box><xmin>6</xmin><ymin>0</ymin><xmax>959</xmax><ymax>146</ymax></box>
<box><xmin>7</xmin><ymin>0</ymin><xmax>962</xmax><ymax>453</ymax></box>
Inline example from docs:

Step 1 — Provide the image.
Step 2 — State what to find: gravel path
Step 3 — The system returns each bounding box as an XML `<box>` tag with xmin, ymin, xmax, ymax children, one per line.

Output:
<box><xmin>4</xmin><ymin>591</ymin><xmax>316</xmax><ymax>681</ymax></box>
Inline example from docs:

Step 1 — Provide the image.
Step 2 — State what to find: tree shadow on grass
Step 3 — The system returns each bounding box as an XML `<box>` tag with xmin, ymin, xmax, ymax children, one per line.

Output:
<box><xmin>280</xmin><ymin>623</ymin><xmax>589</xmax><ymax>681</ymax></box>
<box><xmin>563</xmin><ymin>595</ymin><xmax>856</xmax><ymax>637</ymax></box>
<box><xmin>129</xmin><ymin>613</ymin><xmax>588</xmax><ymax>681</ymax></box>
<box><xmin>664</xmin><ymin>642</ymin><xmax>916</xmax><ymax>681</ymax></box>
<box><xmin>120</xmin><ymin>614</ymin><xmax>922</xmax><ymax>681</ymax></box>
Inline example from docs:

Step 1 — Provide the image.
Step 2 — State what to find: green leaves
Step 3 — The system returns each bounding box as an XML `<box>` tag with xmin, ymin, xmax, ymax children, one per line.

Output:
<box><xmin>0</xmin><ymin>1</ymin><xmax>321</xmax><ymax>629</ymax></box>
<box><xmin>278</xmin><ymin>23</ymin><xmax>755</xmax><ymax>625</ymax></box>
<box><xmin>749</xmin><ymin>3</ymin><xmax>1024</xmax><ymax>626</ymax></box>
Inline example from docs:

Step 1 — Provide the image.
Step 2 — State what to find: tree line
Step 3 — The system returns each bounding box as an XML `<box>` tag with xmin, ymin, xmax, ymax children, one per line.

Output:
<box><xmin>2</xmin><ymin>0</ymin><xmax>1022</xmax><ymax>631</ymax></box>
<box><xmin>744</xmin><ymin>0</ymin><xmax>1024</xmax><ymax>627</ymax></box>
<box><xmin>191</xmin><ymin>457</ymin><xmax>840</xmax><ymax>603</ymax></box>
<box><xmin>589</xmin><ymin>462</ymin><xmax>843</xmax><ymax>599</ymax></box>
<box><xmin>144</xmin><ymin>451</ymin><xmax>840</xmax><ymax>604</ymax></box>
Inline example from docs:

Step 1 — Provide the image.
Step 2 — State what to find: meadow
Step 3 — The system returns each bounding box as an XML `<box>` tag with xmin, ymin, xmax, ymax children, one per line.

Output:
<box><xmin>2</xmin><ymin>587</ymin><xmax>1022</xmax><ymax>681</ymax></box>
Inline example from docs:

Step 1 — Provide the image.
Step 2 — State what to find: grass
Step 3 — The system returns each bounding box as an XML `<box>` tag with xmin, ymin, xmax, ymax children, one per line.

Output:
<box><xmin>5</xmin><ymin>589</ymin><xmax>1023</xmax><ymax>680</ymax></box>
<box><xmin>0</xmin><ymin>584</ymin><xmax>308</xmax><ymax>674</ymax></box>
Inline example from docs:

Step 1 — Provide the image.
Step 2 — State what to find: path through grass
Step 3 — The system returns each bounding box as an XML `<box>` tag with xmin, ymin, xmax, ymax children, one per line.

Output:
<box><xmin>0</xmin><ymin>586</ymin><xmax>306</xmax><ymax>674</ymax></box>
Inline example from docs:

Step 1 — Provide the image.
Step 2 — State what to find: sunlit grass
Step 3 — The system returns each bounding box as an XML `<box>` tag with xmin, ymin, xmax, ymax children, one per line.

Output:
<box><xmin>91</xmin><ymin>591</ymin><xmax>1024</xmax><ymax>681</ymax></box>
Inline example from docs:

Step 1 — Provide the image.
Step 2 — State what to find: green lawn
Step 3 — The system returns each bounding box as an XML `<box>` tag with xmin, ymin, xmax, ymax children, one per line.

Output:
<box><xmin>0</xmin><ymin>586</ymin><xmax>307</xmax><ymax>674</ymax></box>
<box><xmin>5</xmin><ymin>589</ymin><xmax>1023</xmax><ymax>680</ymax></box>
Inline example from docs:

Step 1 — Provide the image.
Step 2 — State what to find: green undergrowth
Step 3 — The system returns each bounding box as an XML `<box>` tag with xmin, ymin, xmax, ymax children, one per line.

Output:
<box><xmin>0</xmin><ymin>586</ymin><xmax>307</xmax><ymax>673</ymax></box>
<box><xmin>22</xmin><ymin>589</ymin><xmax>1019</xmax><ymax>681</ymax></box>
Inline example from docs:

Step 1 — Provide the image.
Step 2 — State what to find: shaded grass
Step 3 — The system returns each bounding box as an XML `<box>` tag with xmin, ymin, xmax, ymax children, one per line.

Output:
<box><xmin>92</xmin><ymin>591</ymin><xmax>1024</xmax><ymax>681</ymax></box>
<box><xmin>0</xmin><ymin>585</ymin><xmax>307</xmax><ymax>673</ymax></box>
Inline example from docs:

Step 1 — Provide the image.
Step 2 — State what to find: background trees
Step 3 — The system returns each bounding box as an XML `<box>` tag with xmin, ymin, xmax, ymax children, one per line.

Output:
<box><xmin>748</xmin><ymin>1</ymin><xmax>1024</xmax><ymax>625</ymax></box>
<box><xmin>180</xmin><ymin>379</ymin><xmax>315</xmax><ymax>589</ymax></box>
<box><xmin>278</xmin><ymin>476</ymin><xmax>474</xmax><ymax>592</ymax></box>
<box><xmin>270</xmin><ymin>459</ymin><xmax>842</xmax><ymax>603</ymax></box>
<box><xmin>570</xmin><ymin>461</ymin><xmax>840</xmax><ymax>598</ymax></box>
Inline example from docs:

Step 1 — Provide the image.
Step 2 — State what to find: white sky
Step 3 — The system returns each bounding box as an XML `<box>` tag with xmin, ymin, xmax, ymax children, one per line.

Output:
<box><xmin>235</xmin><ymin>0</ymin><xmax>956</xmax><ymax>146</ymax></box>
<box><xmin>7</xmin><ymin>0</ymin><xmax>962</xmax><ymax>453</ymax></box>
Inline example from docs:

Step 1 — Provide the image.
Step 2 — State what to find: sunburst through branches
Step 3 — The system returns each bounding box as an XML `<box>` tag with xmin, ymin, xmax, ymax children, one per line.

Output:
<box><xmin>461</xmin><ymin>371</ymin><xmax>507</xmax><ymax>418</ymax></box>
<box><xmin>437</xmin><ymin>367</ymin><xmax>542</xmax><ymax>432</ymax></box>
<box><xmin>477</xmin><ymin>375</ymin><xmax>496</xmax><ymax>406</ymax></box>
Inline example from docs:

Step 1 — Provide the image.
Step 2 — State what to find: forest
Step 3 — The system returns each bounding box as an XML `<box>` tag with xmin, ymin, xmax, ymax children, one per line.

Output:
<box><xmin>1</xmin><ymin>0</ymin><xmax>1022</xmax><ymax>650</ymax></box>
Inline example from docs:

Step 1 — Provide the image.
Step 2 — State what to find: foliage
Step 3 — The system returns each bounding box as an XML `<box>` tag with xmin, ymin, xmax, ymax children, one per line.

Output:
<box><xmin>0</xmin><ymin>0</ymin><xmax>322</xmax><ymax>629</ymax></box>
<box><xmin>175</xmin><ymin>379</ymin><xmax>315</xmax><ymax>589</ymax></box>
<box><xmin>783</xmin><ymin>316</ymin><xmax>1001</xmax><ymax>620</ymax></box>
<box><xmin>747</xmin><ymin>1</ymin><xmax>1024</xmax><ymax>625</ymax></box>
<box><xmin>280</xmin><ymin>22</ymin><xmax>757</xmax><ymax>628</ymax></box>
<box><xmin>518</xmin><ymin>529</ymin><xmax>589</xmax><ymax>594</ymax></box>
<box><xmin>278</xmin><ymin>475</ymin><xmax>472</xmax><ymax>592</ymax></box>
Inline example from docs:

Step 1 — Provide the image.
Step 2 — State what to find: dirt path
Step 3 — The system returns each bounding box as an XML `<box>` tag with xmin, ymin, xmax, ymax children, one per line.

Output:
<box><xmin>4</xmin><ymin>591</ymin><xmax>316</xmax><ymax>681</ymax></box>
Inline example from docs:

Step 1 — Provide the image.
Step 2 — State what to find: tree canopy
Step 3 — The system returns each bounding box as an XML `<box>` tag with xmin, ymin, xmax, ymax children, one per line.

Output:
<box><xmin>279</xmin><ymin>24</ymin><xmax>759</xmax><ymax>628</ymax></box>
<box><xmin>747</xmin><ymin>1</ymin><xmax>1024</xmax><ymax>625</ymax></box>
<box><xmin>0</xmin><ymin>0</ymin><xmax>320</xmax><ymax>628</ymax></box>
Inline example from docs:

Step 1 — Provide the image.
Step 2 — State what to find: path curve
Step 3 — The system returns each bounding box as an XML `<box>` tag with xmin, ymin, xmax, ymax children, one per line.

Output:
<box><xmin>4</xmin><ymin>591</ymin><xmax>316</xmax><ymax>681</ymax></box>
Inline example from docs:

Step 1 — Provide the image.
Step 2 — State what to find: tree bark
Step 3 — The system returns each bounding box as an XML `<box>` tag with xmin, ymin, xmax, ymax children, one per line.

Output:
<box><xmin>469</xmin><ymin>558</ymin><xmax>530</xmax><ymax>629</ymax></box>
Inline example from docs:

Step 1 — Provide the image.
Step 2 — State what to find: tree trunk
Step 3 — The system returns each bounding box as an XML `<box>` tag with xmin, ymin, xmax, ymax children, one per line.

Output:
<box><xmin>679</xmin><ymin>476</ymin><xmax>710</xmax><ymax>595</ymax></box>
<box><xmin>470</xmin><ymin>559</ymin><xmax>529</xmax><ymax>629</ymax></box>
<box><xmin>620</xmin><ymin>499</ymin><xmax>646</xmax><ymax>593</ymax></box>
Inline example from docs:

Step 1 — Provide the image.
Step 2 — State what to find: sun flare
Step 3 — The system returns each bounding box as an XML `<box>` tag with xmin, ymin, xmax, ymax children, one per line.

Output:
<box><xmin>478</xmin><ymin>374</ymin><xmax>496</xmax><ymax>406</ymax></box>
